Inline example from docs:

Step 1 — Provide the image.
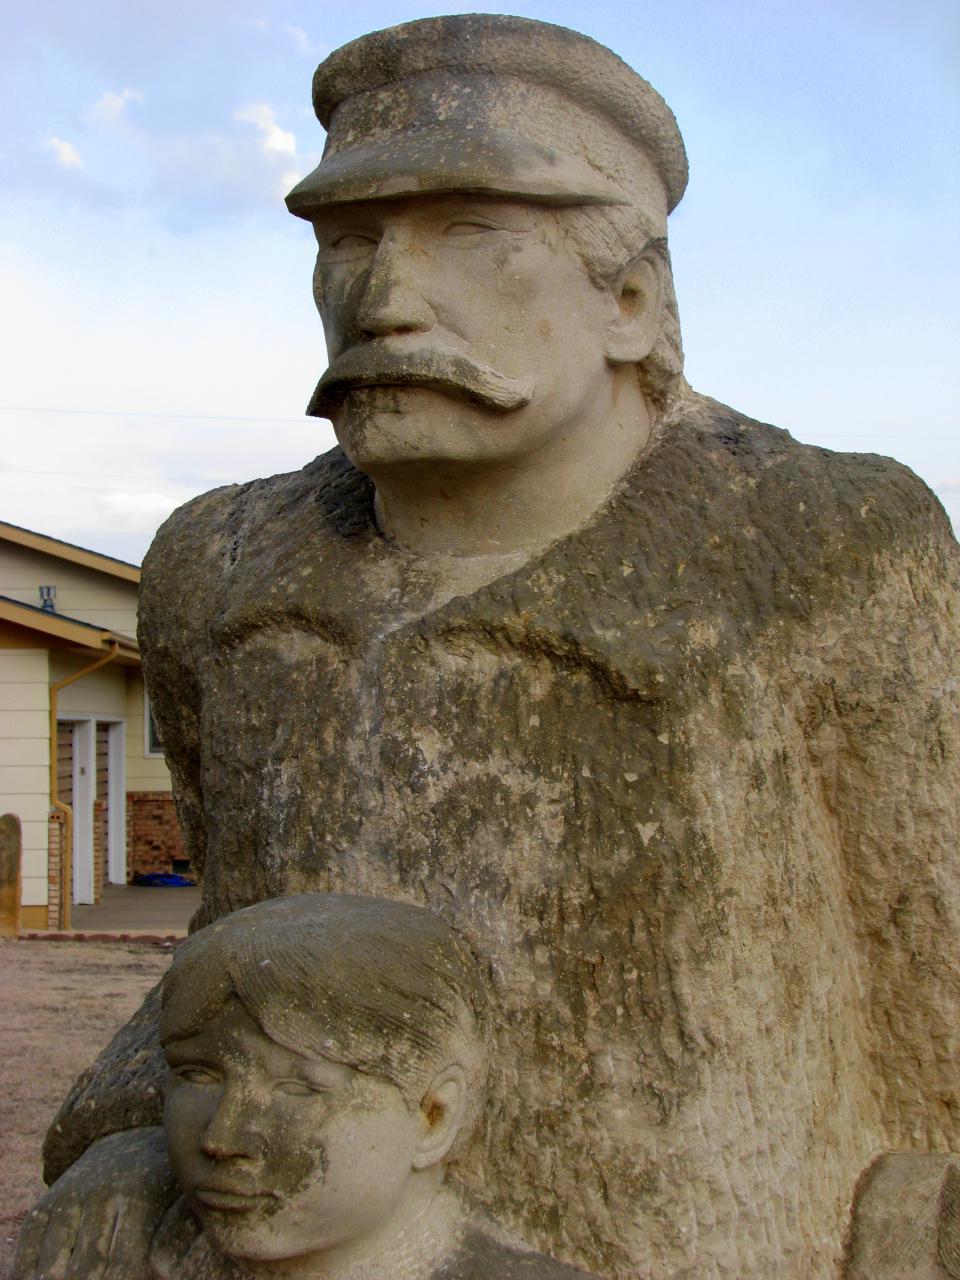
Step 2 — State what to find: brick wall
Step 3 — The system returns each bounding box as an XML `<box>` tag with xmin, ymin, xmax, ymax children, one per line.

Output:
<box><xmin>92</xmin><ymin>799</ymin><xmax>105</xmax><ymax>905</ymax></box>
<box><xmin>126</xmin><ymin>791</ymin><xmax>189</xmax><ymax>880</ymax></box>
<box><xmin>47</xmin><ymin>812</ymin><xmax>64</xmax><ymax>929</ymax></box>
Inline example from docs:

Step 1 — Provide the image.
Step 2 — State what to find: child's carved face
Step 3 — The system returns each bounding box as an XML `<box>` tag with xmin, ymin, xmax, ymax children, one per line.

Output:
<box><xmin>164</xmin><ymin>997</ymin><xmax>422</xmax><ymax>1268</ymax></box>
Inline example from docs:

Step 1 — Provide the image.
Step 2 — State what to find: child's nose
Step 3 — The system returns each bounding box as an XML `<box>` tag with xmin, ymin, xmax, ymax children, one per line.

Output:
<box><xmin>200</xmin><ymin>1085</ymin><xmax>261</xmax><ymax>1160</ymax></box>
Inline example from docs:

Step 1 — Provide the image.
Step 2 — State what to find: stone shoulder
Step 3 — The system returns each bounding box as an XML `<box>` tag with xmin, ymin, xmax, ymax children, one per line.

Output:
<box><xmin>137</xmin><ymin>448</ymin><xmax>361</xmax><ymax>657</ymax></box>
<box><xmin>504</xmin><ymin>394</ymin><xmax>960</xmax><ymax>686</ymax></box>
<box><xmin>680</xmin><ymin>394</ymin><xmax>955</xmax><ymax>563</ymax></box>
<box><xmin>680</xmin><ymin>391</ymin><xmax>952</xmax><ymax>542</ymax></box>
<box><xmin>641</xmin><ymin>395</ymin><xmax>957</xmax><ymax>622</ymax></box>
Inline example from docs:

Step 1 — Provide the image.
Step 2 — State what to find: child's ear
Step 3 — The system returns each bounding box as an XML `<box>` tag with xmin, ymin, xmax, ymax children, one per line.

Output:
<box><xmin>412</xmin><ymin>1064</ymin><xmax>466</xmax><ymax>1170</ymax></box>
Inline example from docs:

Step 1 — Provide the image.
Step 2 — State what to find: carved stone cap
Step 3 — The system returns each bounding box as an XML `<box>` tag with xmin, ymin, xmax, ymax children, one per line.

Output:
<box><xmin>286</xmin><ymin>14</ymin><xmax>688</xmax><ymax>230</ymax></box>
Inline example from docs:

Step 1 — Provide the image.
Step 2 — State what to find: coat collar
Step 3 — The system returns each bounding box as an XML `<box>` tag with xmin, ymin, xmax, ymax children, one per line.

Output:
<box><xmin>207</xmin><ymin>395</ymin><xmax>821</xmax><ymax>692</ymax></box>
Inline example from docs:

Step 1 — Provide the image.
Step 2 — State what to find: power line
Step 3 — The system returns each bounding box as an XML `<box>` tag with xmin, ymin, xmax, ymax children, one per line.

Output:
<box><xmin>0</xmin><ymin>405</ymin><xmax>314</xmax><ymax>424</ymax></box>
<box><xmin>0</xmin><ymin>404</ymin><xmax>953</xmax><ymax>440</ymax></box>
<box><xmin>1</xmin><ymin>467</ymin><xmax>229</xmax><ymax>481</ymax></box>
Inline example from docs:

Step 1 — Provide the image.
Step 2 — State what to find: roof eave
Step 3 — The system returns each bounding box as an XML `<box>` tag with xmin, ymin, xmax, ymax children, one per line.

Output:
<box><xmin>0</xmin><ymin>596</ymin><xmax>141</xmax><ymax>663</ymax></box>
<box><xmin>0</xmin><ymin>521</ymin><xmax>141</xmax><ymax>584</ymax></box>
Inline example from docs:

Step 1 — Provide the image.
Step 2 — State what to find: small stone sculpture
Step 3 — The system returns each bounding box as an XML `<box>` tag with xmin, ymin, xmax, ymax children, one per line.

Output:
<box><xmin>152</xmin><ymin>894</ymin><xmax>598</xmax><ymax>1278</ymax></box>
<box><xmin>22</xmin><ymin>893</ymin><xmax>597</xmax><ymax>1278</ymax></box>
<box><xmin>840</xmin><ymin>1154</ymin><xmax>960</xmax><ymax>1280</ymax></box>
<box><xmin>20</xmin><ymin>14</ymin><xmax>960</xmax><ymax>1279</ymax></box>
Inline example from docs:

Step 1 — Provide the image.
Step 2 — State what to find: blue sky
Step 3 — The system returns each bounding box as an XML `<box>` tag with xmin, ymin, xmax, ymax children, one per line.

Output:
<box><xmin>1</xmin><ymin>0</ymin><xmax>957</xmax><ymax>562</ymax></box>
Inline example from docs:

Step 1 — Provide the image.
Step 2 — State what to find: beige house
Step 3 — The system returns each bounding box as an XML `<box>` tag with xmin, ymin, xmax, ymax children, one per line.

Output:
<box><xmin>0</xmin><ymin>521</ymin><xmax>186</xmax><ymax>928</ymax></box>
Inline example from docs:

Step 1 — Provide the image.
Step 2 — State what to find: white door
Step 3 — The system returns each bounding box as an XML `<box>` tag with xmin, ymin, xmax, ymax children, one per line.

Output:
<box><xmin>106</xmin><ymin>720</ymin><xmax>127</xmax><ymax>884</ymax></box>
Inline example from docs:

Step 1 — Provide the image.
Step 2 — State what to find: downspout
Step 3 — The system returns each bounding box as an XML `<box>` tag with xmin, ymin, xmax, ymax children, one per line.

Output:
<box><xmin>49</xmin><ymin>642</ymin><xmax>120</xmax><ymax>930</ymax></box>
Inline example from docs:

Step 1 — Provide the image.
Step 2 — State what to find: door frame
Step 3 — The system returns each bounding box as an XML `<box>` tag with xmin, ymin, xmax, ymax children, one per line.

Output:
<box><xmin>57</xmin><ymin>715</ymin><xmax>127</xmax><ymax>903</ymax></box>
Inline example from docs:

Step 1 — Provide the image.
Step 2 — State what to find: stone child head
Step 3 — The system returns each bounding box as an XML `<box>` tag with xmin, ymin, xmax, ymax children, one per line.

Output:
<box><xmin>159</xmin><ymin>893</ymin><xmax>488</xmax><ymax>1274</ymax></box>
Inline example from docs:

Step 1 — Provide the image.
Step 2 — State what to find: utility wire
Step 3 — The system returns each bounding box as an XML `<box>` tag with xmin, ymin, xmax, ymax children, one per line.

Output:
<box><xmin>0</xmin><ymin>405</ymin><xmax>952</xmax><ymax>439</ymax></box>
<box><xmin>0</xmin><ymin>405</ymin><xmax>313</xmax><ymax>424</ymax></box>
<box><xmin>2</xmin><ymin>467</ymin><xmax>233</xmax><ymax>481</ymax></box>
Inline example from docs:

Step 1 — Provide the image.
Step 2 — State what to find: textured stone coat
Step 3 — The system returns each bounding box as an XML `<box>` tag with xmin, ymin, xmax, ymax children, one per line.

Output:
<box><xmin>47</xmin><ymin>393</ymin><xmax>960</xmax><ymax>1279</ymax></box>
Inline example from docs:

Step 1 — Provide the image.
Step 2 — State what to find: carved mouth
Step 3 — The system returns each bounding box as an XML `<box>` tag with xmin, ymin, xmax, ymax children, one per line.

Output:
<box><xmin>193</xmin><ymin>1185</ymin><xmax>275</xmax><ymax>1213</ymax></box>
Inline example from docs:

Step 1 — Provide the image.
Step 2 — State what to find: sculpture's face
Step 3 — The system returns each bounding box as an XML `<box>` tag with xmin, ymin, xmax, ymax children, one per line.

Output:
<box><xmin>311</xmin><ymin>194</ymin><xmax>623</xmax><ymax>473</ymax></box>
<box><xmin>164</xmin><ymin>998</ymin><xmax>421</xmax><ymax>1266</ymax></box>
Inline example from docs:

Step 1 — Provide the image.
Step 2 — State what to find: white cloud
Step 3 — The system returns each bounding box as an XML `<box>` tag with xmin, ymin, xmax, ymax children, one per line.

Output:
<box><xmin>234</xmin><ymin>103</ymin><xmax>296</xmax><ymax>157</ymax></box>
<box><xmin>44</xmin><ymin>136</ymin><xmax>83</xmax><ymax>169</ymax></box>
<box><xmin>90</xmin><ymin>87</ymin><xmax>145</xmax><ymax>124</ymax></box>
<box><xmin>279</xmin><ymin>165</ymin><xmax>307</xmax><ymax>196</ymax></box>
<box><xmin>283</xmin><ymin>24</ymin><xmax>315</xmax><ymax>55</ymax></box>
<box><xmin>98</xmin><ymin>492</ymin><xmax>182</xmax><ymax>530</ymax></box>
<box><xmin>282</xmin><ymin>24</ymin><xmax>330</xmax><ymax>57</ymax></box>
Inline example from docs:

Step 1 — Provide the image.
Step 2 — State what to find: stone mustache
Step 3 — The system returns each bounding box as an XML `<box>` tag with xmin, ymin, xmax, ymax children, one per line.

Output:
<box><xmin>16</xmin><ymin>13</ymin><xmax>960</xmax><ymax>1280</ymax></box>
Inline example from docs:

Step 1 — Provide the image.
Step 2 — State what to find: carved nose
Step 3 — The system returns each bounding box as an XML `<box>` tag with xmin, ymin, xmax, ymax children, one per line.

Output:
<box><xmin>354</xmin><ymin>239</ymin><xmax>436</xmax><ymax>339</ymax></box>
<box><xmin>200</xmin><ymin>1089</ymin><xmax>257</xmax><ymax>1160</ymax></box>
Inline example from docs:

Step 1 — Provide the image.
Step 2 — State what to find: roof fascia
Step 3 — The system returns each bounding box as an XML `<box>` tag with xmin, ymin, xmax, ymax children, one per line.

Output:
<box><xmin>0</xmin><ymin>522</ymin><xmax>140</xmax><ymax>584</ymax></box>
<box><xmin>0</xmin><ymin>596</ymin><xmax>140</xmax><ymax>661</ymax></box>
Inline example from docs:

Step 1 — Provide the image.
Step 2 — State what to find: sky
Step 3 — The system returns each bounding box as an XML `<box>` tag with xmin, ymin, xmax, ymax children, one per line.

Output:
<box><xmin>1</xmin><ymin>0</ymin><xmax>958</xmax><ymax>565</ymax></box>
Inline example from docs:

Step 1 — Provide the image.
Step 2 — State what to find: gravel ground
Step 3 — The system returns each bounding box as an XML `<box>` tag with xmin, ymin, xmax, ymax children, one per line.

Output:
<box><xmin>0</xmin><ymin>938</ymin><xmax>173</xmax><ymax>1279</ymax></box>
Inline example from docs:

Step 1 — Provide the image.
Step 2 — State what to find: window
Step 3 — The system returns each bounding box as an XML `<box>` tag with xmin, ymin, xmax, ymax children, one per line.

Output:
<box><xmin>144</xmin><ymin>686</ymin><xmax>164</xmax><ymax>758</ymax></box>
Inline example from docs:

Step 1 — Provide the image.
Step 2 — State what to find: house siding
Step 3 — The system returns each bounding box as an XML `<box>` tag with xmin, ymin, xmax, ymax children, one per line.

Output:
<box><xmin>1</xmin><ymin>531</ymin><xmax>181</xmax><ymax>912</ymax></box>
<box><xmin>51</xmin><ymin>652</ymin><xmax>128</xmax><ymax>720</ymax></box>
<box><xmin>125</xmin><ymin>671</ymin><xmax>173</xmax><ymax>791</ymax></box>
<box><xmin>0</xmin><ymin>648</ymin><xmax>50</xmax><ymax>905</ymax></box>
<box><xmin>0</xmin><ymin>544</ymin><xmax>138</xmax><ymax>636</ymax></box>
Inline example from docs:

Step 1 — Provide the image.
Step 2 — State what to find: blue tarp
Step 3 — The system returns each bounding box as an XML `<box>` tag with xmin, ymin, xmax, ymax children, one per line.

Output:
<box><xmin>132</xmin><ymin>872</ymin><xmax>196</xmax><ymax>887</ymax></box>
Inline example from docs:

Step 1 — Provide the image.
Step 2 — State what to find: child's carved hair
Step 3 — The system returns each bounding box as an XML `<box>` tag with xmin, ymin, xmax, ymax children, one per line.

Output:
<box><xmin>160</xmin><ymin>892</ymin><xmax>489</xmax><ymax>1158</ymax></box>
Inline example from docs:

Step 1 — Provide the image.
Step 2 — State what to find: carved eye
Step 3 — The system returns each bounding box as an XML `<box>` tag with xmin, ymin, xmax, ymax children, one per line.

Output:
<box><xmin>327</xmin><ymin>232</ymin><xmax>378</xmax><ymax>254</ymax></box>
<box><xmin>173</xmin><ymin>1066</ymin><xmax>219</xmax><ymax>1086</ymax></box>
<box><xmin>275</xmin><ymin>1080</ymin><xmax>329</xmax><ymax>1097</ymax></box>
<box><xmin>443</xmin><ymin>220</ymin><xmax>497</xmax><ymax>237</ymax></box>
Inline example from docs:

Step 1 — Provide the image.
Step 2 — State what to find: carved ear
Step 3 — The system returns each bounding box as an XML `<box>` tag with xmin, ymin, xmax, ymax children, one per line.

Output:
<box><xmin>412</xmin><ymin>1064</ymin><xmax>466</xmax><ymax>1171</ymax></box>
<box><xmin>604</xmin><ymin>250</ymin><xmax>664</xmax><ymax>366</ymax></box>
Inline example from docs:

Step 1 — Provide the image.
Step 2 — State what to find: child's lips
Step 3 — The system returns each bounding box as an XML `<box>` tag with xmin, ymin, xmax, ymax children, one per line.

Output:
<box><xmin>193</xmin><ymin>1183</ymin><xmax>276</xmax><ymax>1212</ymax></box>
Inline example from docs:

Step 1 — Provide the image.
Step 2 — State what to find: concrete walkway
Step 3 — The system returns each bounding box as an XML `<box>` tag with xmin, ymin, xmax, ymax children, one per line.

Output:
<box><xmin>68</xmin><ymin>884</ymin><xmax>201</xmax><ymax>936</ymax></box>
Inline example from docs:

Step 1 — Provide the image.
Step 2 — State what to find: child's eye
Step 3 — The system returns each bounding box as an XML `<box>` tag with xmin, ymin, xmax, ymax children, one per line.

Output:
<box><xmin>275</xmin><ymin>1080</ymin><xmax>328</xmax><ymax>1097</ymax></box>
<box><xmin>174</xmin><ymin>1066</ymin><xmax>218</xmax><ymax>1085</ymax></box>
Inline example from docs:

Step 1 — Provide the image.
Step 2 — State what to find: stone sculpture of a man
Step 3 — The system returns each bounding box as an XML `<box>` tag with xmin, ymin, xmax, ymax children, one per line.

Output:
<box><xmin>19</xmin><ymin>14</ymin><xmax>960</xmax><ymax>1280</ymax></box>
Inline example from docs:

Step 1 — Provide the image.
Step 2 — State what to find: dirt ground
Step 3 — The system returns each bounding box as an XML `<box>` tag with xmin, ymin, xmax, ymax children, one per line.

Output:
<box><xmin>0</xmin><ymin>938</ymin><xmax>173</xmax><ymax>1279</ymax></box>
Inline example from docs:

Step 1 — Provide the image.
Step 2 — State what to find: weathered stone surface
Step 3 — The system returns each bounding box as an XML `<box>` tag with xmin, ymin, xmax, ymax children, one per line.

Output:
<box><xmin>27</xmin><ymin>14</ymin><xmax>960</xmax><ymax>1278</ymax></box>
<box><xmin>43</xmin><ymin>984</ymin><xmax>168</xmax><ymax>1177</ymax></box>
<box><xmin>45</xmin><ymin>392</ymin><xmax>960</xmax><ymax>1277</ymax></box>
<box><xmin>17</xmin><ymin>1128</ymin><xmax>178</xmax><ymax>1280</ymax></box>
